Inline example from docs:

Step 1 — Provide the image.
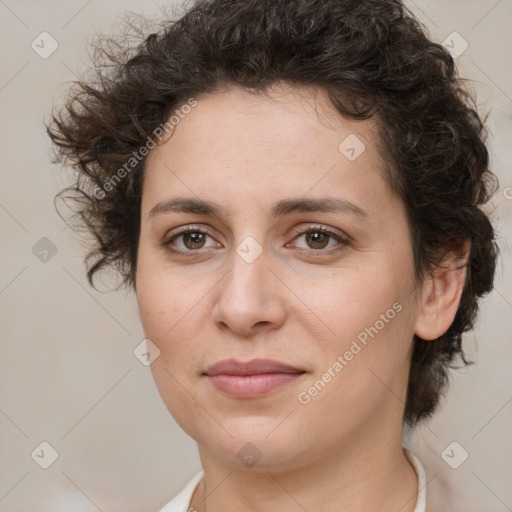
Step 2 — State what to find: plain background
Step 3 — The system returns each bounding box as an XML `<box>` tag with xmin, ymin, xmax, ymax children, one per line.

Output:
<box><xmin>0</xmin><ymin>0</ymin><xmax>511</xmax><ymax>510</ymax></box>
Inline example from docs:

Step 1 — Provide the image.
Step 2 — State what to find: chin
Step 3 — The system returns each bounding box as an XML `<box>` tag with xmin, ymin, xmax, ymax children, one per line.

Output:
<box><xmin>208</xmin><ymin>440</ymin><xmax>305</xmax><ymax>473</ymax></box>
<box><xmin>196</xmin><ymin>418</ymin><xmax>308</xmax><ymax>469</ymax></box>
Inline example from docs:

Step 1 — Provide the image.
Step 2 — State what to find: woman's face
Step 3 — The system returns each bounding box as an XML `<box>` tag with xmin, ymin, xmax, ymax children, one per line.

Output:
<box><xmin>136</xmin><ymin>83</ymin><xmax>422</xmax><ymax>470</ymax></box>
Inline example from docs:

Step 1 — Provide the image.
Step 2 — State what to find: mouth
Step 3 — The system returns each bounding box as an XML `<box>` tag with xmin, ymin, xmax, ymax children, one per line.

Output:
<box><xmin>204</xmin><ymin>358</ymin><xmax>306</xmax><ymax>398</ymax></box>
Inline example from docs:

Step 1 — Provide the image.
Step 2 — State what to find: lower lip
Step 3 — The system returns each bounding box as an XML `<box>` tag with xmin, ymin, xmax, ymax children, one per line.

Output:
<box><xmin>208</xmin><ymin>372</ymin><xmax>304</xmax><ymax>398</ymax></box>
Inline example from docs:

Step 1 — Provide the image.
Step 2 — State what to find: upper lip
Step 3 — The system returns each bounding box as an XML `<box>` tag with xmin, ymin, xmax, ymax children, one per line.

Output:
<box><xmin>204</xmin><ymin>358</ymin><xmax>305</xmax><ymax>376</ymax></box>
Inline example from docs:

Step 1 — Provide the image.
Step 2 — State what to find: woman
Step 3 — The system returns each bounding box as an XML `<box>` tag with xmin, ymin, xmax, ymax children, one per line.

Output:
<box><xmin>47</xmin><ymin>0</ymin><xmax>499</xmax><ymax>510</ymax></box>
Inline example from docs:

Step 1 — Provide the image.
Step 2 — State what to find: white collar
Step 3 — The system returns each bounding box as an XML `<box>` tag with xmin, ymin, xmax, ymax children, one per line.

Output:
<box><xmin>405</xmin><ymin>448</ymin><xmax>427</xmax><ymax>512</ymax></box>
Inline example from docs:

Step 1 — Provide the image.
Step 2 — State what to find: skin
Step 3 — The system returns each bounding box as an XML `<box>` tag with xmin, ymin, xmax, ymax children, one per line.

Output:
<box><xmin>135</xmin><ymin>82</ymin><xmax>469</xmax><ymax>512</ymax></box>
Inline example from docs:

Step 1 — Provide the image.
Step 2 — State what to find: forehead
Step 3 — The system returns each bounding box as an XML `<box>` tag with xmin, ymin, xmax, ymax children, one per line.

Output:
<box><xmin>152</xmin><ymin>83</ymin><xmax>382</xmax><ymax>156</ymax></box>
<box><xmin>141</xmin><ymin>83</ymin><xmax>390</xmax><ymax>216</ymax></box>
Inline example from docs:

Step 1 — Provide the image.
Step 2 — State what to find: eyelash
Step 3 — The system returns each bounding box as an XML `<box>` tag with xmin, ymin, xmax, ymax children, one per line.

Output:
<box><xmin>162</xmin><ymin>225</ymin><xmax>350</xmax><ymax>259</ymax></box>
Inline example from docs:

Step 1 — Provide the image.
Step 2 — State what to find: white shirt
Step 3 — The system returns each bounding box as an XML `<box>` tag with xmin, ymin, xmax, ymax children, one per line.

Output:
<box><xmin>158</xmin><ymin>448</ymin><xmax>427</xmax><ymax>512</ymax></box>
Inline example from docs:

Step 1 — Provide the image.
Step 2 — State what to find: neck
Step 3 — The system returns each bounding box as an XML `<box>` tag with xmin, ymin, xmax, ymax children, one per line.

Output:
<box><xmin>190</xmin><ymin>426</ymin><xmax>418</xmax><ymax>512</ymax></box>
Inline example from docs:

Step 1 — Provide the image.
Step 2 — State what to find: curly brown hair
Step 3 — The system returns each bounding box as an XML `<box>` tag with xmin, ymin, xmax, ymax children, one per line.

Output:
<box><xmin>46</xmin><ymin>0</ymin><xmax>500</xmax><ymax>426</ymax></box>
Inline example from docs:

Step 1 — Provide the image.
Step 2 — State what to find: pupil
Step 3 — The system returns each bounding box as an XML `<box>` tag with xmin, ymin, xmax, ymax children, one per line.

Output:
<box><xmin>308</xmin><ymin>232</ymin><xmax>328</xmax><ymax>249</ymax></box>
<box><xmin>186</xmin><ymin>232</ymin><xmax>204</xmax><ymax>249</ymax></box>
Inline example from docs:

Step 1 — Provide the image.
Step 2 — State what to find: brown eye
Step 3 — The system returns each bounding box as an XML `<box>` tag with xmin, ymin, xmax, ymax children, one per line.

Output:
<box><xmin>182</xmin><ymin>231</ymin><xmax>207</xmax><ymax>250</ymax></box>
<box><xmin>286</xmin><ymin>226</ymin><xmax>350</xmax><ymax>258</ymax></box>
<box><xmin>162</xmin><ymin>226</ymin><xmax>221</xmax><ymax>256</ymax></box>
<box><xmin>304</xmin><ymin>231</ymin><xmax>330</xmax><ymax>250</ymax></box>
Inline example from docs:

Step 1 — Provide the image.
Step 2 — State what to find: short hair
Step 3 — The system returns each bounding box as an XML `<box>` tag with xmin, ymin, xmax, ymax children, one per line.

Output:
<box><xmin>46</xmin><ymin>0</ymin><xmax>500</xmax><ymax>426</ymax></box>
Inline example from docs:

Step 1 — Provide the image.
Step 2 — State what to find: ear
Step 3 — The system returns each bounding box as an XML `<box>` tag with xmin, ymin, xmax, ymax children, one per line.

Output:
<box><xmin>414</xmin><ymin>239</ymin><xmax>471</xmax><ymax>341</ymax></box>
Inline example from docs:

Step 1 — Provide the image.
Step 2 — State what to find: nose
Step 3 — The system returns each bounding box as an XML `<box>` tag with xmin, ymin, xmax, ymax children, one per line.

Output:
<box><xmin>212</xmin><ymin>245</ymin><xmax>287</xmax><ymax>337</ymax></box>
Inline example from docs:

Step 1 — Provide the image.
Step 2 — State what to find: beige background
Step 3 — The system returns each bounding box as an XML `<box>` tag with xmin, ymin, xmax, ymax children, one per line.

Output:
<box><xmin>0</xmin><ymin>0</ymin><xmax>511</xmax><ymax>510</ymax></box>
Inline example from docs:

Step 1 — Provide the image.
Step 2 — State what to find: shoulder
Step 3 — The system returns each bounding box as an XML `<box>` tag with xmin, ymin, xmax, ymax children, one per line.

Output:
<box><xmin>157</xmin><ymin>471</ymin><xmax>204</xmax><ymax>512</ymax></box>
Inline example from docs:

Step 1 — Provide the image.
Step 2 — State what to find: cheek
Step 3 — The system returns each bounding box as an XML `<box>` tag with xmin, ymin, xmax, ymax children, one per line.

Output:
<box><xmin>136</xmin><ymin>244</ymin><xmax>188</xmax><ymax>337</ymax></box>
<box><xmin>137</xmin><ymin>269</ymin><xmax>208</xmax><ymax>430</ymax></box>
<box><xmin>136</xmin><ymin>262</ymin><xmax>186</xmax><ymax>365</ymax></box>
<box><xmin>149</xmin><ymin>358</ymin><xmax>207</xmax><ymax>440</ymax></box>
<box><xmin>136</xmin><ymin>261</ymin><xmax>214</xmax><ymax>376</ymax></box>
<box><xmin>296</xmin><ymin>301</ymin><xmax>413</xmax><ymax>429</ymax></box>
<box><xmin>297</xmin><ymin>254</ymin><xmax>416</xmax><ymax>395</ymax></box>
<box><xmin>136</xmin><ymin>277</ymin><xmax>168</xmax><ymax>342</ymax></box>
<box><xmin>298</xmin><ymin>265</ymin><xmax>404</xmax><ymax>336</ymax></box>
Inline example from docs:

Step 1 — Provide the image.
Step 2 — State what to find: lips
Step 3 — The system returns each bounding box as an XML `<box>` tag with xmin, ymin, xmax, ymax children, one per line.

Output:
<box><xmin>205</xmin><ymin>358</ymin><xmax>305</xmax><ymax>376</ymax></box>
<box><xmin>204</xmin><ymin>358</ymin><xmax>306</xmax><ymax>398</ymax></box>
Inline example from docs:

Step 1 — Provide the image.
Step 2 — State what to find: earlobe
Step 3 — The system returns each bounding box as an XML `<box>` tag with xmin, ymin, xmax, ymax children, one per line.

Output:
<box><xmin>414</xmin><ymin>239</ymin><xmax>471</xmax><ymax>341</ymax></box>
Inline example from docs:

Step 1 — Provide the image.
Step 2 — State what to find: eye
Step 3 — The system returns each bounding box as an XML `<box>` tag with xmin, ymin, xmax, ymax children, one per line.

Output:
<box><xmin>163</xmin><ymin>226</ymin><xmax>221</xmax><ymax>255</ymax></box>
<box><xmin>286</xmin><ymin>226</ymin><xmax>349</xmax><ymax>255</ymax></box>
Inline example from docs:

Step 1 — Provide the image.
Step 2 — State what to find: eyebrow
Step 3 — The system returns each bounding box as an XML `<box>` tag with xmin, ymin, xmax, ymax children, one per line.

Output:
<box><xmin>148</xmin><ymin>196</ymin><xmax>369</xmax><ymax>220</ymax></box>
